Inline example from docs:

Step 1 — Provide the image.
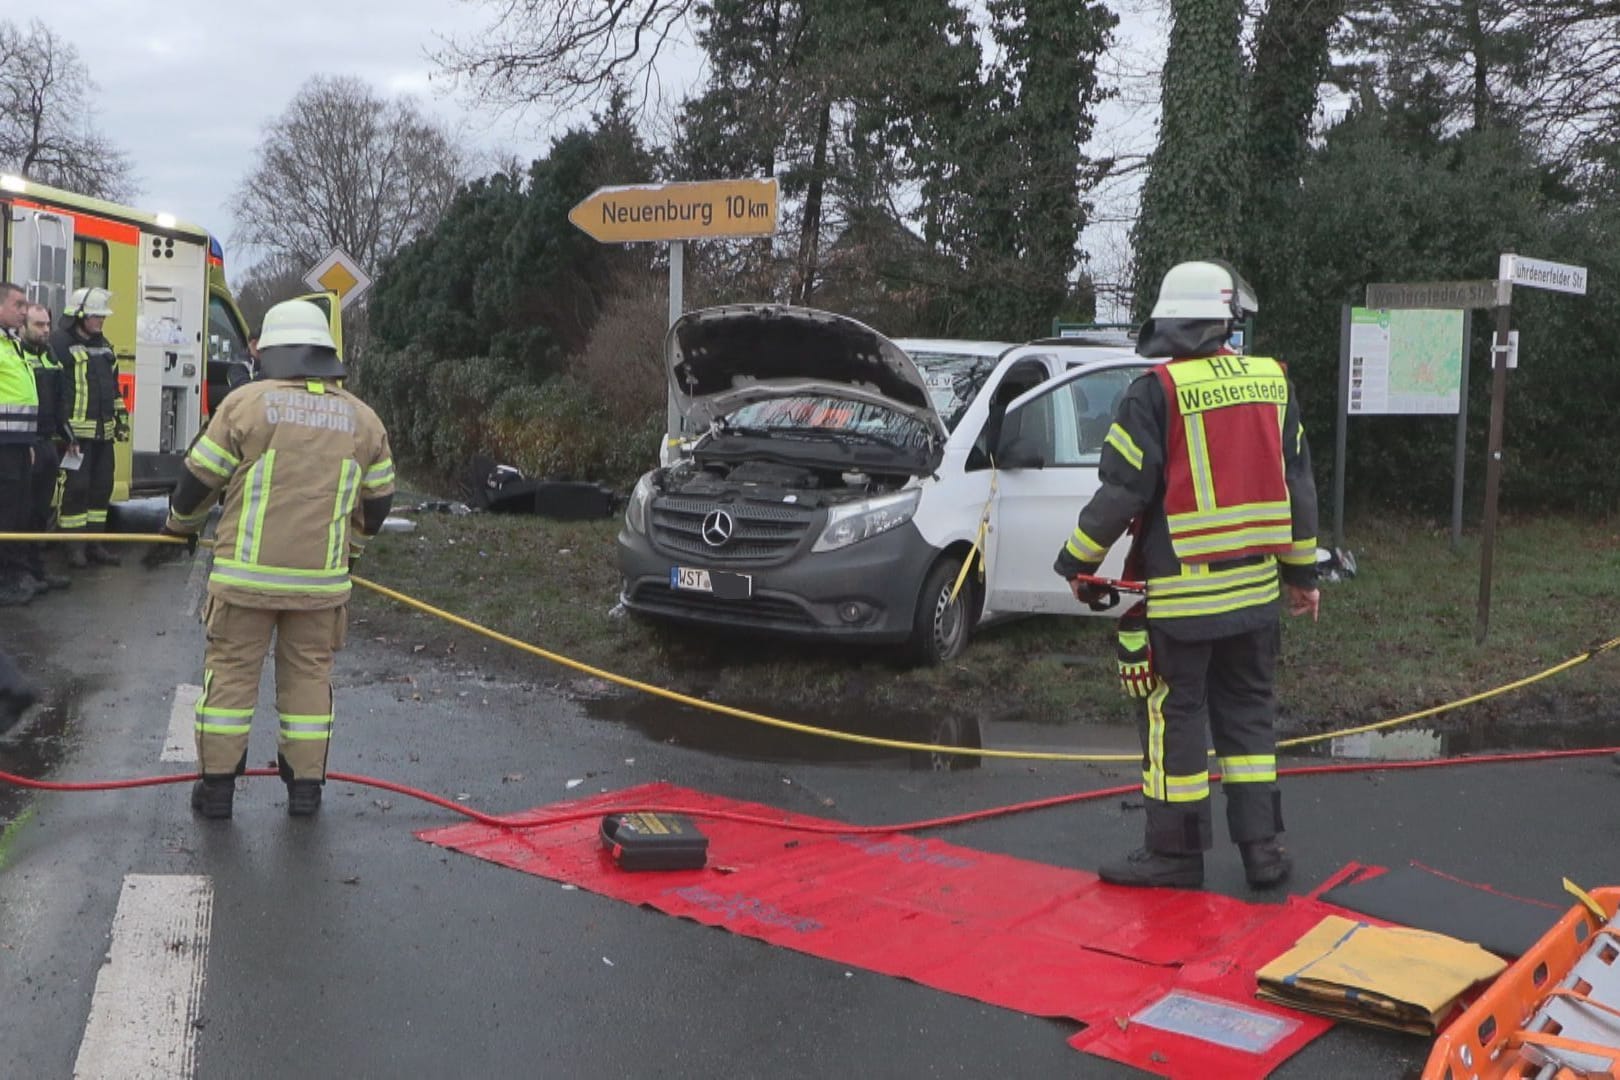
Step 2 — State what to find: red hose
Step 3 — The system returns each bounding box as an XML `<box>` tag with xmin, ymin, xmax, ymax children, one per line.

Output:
<box><xmin>3</xmin><ymin>744</ymin><xmax>1616</xmax><ymax>836</ymax></box>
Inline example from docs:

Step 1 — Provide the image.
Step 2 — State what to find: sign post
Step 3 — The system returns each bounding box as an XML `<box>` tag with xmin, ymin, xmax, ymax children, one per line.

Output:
<box><xmin>568</xmin><ymin>177</ymin><xmax>780</xmax><ymax>442</ymax></box>
<box><xmin>1474</xmin><ymin>254</ymin><xmax>1588</xmax><ymax>642</ymax></box>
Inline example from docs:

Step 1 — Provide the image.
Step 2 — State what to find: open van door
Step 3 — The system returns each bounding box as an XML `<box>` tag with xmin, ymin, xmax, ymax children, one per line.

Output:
<box><xmin>291</xmin><ymin>290</ymin><xmax>344</xmax><ymax>357</ymax></box>
<box><xmin>983</xmin><ymin>361</ymin><xmax>1153</xmax><ymax>615</ymax></box>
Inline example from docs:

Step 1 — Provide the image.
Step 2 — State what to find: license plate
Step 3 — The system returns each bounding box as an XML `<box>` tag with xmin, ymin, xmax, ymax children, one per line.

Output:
<box><xmin>670</xmin><ymin>566</ymin><xmax>753</xmax><ymax>600</ymax></box>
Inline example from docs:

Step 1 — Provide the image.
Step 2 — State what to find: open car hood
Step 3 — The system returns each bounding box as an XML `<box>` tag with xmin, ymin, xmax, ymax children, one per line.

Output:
<box><xmin>666</xmin><ymin>305</ymin><xmax>947</xmax><ymax>441</ymax></box>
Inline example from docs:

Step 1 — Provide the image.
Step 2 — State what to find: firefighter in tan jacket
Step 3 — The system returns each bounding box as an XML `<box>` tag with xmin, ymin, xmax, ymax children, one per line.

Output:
<box><xmin>161</xmin><ymin>299</ymin><xmax>395</xmax><ymax>820</ymax></box>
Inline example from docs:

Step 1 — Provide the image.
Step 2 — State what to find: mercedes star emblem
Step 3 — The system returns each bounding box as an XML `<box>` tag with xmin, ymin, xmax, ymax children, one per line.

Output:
<box><xmin>700</xmin><ymin>509</ymin><xmax>735</xmax><ymax>547</ymax></box>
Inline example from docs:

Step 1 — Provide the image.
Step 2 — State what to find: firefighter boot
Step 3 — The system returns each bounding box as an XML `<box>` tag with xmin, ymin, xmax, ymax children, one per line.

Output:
<box><xmin>64</xmin><ymin>543</ymin><xmax>90</xmax><ymax>570</ymax></box>
<box><xmin>87</xmin><ymin>543</ymin><xmax>123</xmax><ymax>567</ymax></box>
<box><xmin>0</xmin><ymin>575</ymin><xmax>36</xmax><ymax>607</ymax></box>
<box><xmin>27</xmin><ymin>547</ymin><xmax>69</xmax><ymax>591</ymax></box>
<box><xmin>190</xmin><ymin>776</ymin><xmax>236</xmax><ymax>820</ymax></box>
<box><xmin>286</xmin><ymin>781</ymin><xmax>323</xmax><ymax>817</ymax></box>
<box><xmin>279</xmin><ymin>753</ymin><xmax>323</xmax><ymax>817</ymax></box>
<box><xmin>1239</xmin><ymin>839</ymin><xmax>1293</xmax><ymax>887</ymax></box>
<box><xmin>1098</xmin><ymin>847</ymin><xmax>1204</xmax><ymax>889</ymax></box>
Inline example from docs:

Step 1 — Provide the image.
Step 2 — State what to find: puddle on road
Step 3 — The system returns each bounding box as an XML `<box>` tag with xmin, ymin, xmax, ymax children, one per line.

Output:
<box><xmin>1318</xmin><ymin>712</ymin><xmax>1620</xmax><ymax>762</ymax></box>
<box><xmin>0</xmin><ymin>674</ymin><xmax>91</xmax><ymax>824</ymax></box>
<box><xmin>584</xmin><ymin>694</ymin><xmax>984</xmax><ymax>771</ymax></box>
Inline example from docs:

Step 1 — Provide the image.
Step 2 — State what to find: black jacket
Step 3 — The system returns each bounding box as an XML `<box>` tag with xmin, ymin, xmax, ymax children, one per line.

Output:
<box><xmin>49</xmin><ymin>321</ymin><xmax>125</xmax><ymax>442</ymax></box>
<box><xmin>21</xmin><ymin>344</ymin><xmax>71</xmax><ymax>444</ymax></box>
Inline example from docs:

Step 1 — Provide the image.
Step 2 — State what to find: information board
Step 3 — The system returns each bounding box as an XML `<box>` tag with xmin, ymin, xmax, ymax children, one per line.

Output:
<box><xmin>1347</xmin><ymin>308</ymin><xmax>1466</xmax><ymax>415</ymax></box>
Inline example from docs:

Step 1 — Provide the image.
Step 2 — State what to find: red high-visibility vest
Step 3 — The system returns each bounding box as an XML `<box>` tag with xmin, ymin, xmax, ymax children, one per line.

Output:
<box><xmin>1153</xmin><ymin>354</ymin><xmax>1294</xmax><ymax>563</ymax></box>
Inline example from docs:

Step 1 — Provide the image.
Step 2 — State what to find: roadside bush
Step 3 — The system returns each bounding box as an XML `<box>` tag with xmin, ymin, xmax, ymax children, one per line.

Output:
<box><xmin>574</xmin><ymin>271</ymin><xmax>667</xmax><ymax>427</ymax></box>
<box><xmin>356</xmin><ymin>348</ymin><xmax>526</xmax><ymax>484</ymax></box>
<box><xmin>485</xmin><ymin>376</ymin><xmax>662</xmax><ymax>489</ymax></box>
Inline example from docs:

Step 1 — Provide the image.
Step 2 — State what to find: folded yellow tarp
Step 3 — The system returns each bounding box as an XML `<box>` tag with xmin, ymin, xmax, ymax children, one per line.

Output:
<box><xmin>1256</xmin><ymin>916</ymin><xmax>1507</xmax><ymax>1035</ymax></box>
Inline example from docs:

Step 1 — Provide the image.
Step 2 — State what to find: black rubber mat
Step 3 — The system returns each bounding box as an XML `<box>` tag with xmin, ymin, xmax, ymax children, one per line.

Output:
<box><xmin>1321</xmin><ymin>863</ymin><xmax>1562</xmax><ymax>959</ymax></box>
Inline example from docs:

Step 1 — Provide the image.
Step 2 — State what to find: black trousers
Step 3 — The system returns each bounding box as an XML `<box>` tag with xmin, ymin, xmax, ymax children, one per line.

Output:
<box><xmin>0</xmin><ymin>444</ymin><xmax>32</xmax><ymax>579</ymax></box>
<box><xmin>29</xmin><ymin>439</ymin><xmax>60</xmax><ymax>530</ymax></box>
<box><xmin>60</xmin><ymin>439</ymin><xmax>115</xmax><ymax>532</ymax></box>
<box><xmin>1138</xmin><ymin>620</ymin><xmax>1285</xmax><ymax>854</ymax></box>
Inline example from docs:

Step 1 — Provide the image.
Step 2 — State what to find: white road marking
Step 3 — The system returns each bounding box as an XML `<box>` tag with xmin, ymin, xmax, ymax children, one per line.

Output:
<box><xmin>73</xmin><ymin>874</ymin><xmax>212</xmax><ymax>1080</ymax></box>
<box><xmin>160</xmin><ymin>685</ymin><xmax>202</xmax><ymax>764</ymax></box>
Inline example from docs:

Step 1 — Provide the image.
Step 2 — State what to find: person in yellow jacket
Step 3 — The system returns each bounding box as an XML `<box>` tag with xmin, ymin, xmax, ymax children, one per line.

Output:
<box><xmin>0</xmin><ymin>283</ymin><xmax>42</xmax><ymax>606</ymax></box>
<box><xmin>159</xmin><ymin>298</ymin><xmax>395</xmax><ymax>820</ymax></box>
<box><xmin>48</xmin><ymin>287</ymin><xmax>129</xmax><ymax>569</ymax></box>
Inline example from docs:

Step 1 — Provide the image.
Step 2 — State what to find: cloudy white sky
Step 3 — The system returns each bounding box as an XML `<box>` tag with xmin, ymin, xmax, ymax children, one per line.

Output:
<box><xmin>36</xmin><ymin>0</ymin><xmax>1164</xmax><ymax>313</ymax></box>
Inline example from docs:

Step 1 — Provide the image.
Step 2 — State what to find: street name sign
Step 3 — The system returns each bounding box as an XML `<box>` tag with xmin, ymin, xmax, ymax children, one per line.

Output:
<box><xmin>303</xmin><ymin>248</ymin><xmax>372</xmax><ymax>311</ymax></box>
<box><xmin>569</xmin><ymin>178</ymin><xmax>779</xmax><ymax>243</ymax></box>
<box><xmin>1501</xmin><ymin>254</ymin><xmax>1588</xmax><ymax>295</ymax></box>
<box><xmin>1365</xmin><ymin>281</ymin><xmax>1495</xmax><ymax>310</ymax></box>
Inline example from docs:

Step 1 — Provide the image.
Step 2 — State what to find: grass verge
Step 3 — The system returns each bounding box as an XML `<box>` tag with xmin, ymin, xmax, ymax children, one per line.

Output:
<box><xmin>356</xmin><ymin>507</ymin><xmax>1620</xmax><ymax>737</ymax></box>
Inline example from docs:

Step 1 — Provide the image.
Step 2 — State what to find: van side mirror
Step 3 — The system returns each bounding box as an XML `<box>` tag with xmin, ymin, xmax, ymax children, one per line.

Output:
<box><xmin>997</xmin><ymin>437</ymin><xmax>1046</xmax><ymax>470</ymax></box>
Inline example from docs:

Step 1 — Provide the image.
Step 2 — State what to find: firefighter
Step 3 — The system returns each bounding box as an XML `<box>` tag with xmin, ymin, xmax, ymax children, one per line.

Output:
<box><xmin>160</xmin><ymin>298</ymin><xmax>394</xmax><ymax>820</ymax></box>
<box><xmin>20</xmin><ymin>303</ymin><xmax>71</xmax><ymax>592</ymax></box>
<box><xmin>1053</xmin><ymin>260</ymin><xmax>1320</xmax><ymax>890</ymax></box>
<box><xmin>49</xmin><ymin>287</ymin><xmax>128</xmax><ymax>569</ymax></box>
<box><xmin>0</xmin><ymin>283</ymin><xmax>41</xmax><ymax>607</ymax></box>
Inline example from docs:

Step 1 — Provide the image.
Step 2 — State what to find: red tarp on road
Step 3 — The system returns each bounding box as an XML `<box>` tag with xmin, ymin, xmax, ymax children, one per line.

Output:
<box><xmin>421</xmin><ymin>782</ymin><xmax>1347</xmax><ymax>1078</ymax></box>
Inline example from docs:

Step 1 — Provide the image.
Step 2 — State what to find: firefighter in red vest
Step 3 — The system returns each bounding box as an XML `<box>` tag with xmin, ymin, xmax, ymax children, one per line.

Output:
<box><xmin>1054</xmin><ymin>260</ymin><xmax>1320</xmax><ymax>890</ymax></box>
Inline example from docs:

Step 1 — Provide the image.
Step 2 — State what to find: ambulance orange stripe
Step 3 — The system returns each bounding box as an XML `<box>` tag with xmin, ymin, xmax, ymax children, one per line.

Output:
<box><xmin>11</xmin><ymin>198</ymin><xmax>140</xmax><ymax>246</ymax></box>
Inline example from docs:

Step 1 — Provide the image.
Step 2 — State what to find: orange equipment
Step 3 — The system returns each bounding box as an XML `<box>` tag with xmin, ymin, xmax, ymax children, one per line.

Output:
<box><xmin>1425</xmin><ymin>886</ymin><xmax>1620</xmax><ymax>1079</ymax></box>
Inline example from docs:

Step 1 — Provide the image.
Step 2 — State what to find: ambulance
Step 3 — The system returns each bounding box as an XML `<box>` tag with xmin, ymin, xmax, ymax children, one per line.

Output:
<box><xmin>0</xmin><ymin>173</ymin><xmax>255</xmax><ymax>498</ymax></box>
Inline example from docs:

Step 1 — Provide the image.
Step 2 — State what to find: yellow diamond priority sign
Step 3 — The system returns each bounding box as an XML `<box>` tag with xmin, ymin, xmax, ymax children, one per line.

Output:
<box><xmin>302</xmin><ymin>248</ymin><xmax>373</xmax><ymax>310</ymax></box>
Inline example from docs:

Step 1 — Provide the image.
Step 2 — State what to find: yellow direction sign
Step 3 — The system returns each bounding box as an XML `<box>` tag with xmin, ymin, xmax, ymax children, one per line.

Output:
<box><xmin>569</xmin><ymin>178</ymin><xmax>779</xmax><ymax>243</ymax></box>
<box><xmin>302</xmin><ymin>248</ymin><xmax>373</xmax><ymax>310</ymax></box>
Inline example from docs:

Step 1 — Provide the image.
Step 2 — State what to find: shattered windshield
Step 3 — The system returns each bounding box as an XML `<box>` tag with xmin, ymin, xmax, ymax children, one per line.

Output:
<box><xmin>722</xmin><ymin>395</ymin><xmax>932</xmax><ymax>450</ymax></box>
<box><xmin>910</xmin><ymin>351</ymin><xmax>998</xmax><ymax>432</ymax></box>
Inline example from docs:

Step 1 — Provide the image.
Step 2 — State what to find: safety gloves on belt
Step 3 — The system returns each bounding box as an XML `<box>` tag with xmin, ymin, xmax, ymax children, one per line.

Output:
<box><xmin>1115</xmin><ymin>601</ymin><xmax>1158</xmax><ymax>699</ymax></box>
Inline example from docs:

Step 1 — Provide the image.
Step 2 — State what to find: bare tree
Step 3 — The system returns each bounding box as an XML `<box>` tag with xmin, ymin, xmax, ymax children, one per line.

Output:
<box><xmin>435</xmin><ymin>0</ymin><xmax>698</xmax><ymax>113</ymax></box>
<box><xmin>0</xmin><ymin>19</ymin><xmax>138</xmax><ymax>200</ymax></box>
<box><xmin>231</xmin><ymin>75</ymin><xmax>467</xmax><ymax>276</ymax></box>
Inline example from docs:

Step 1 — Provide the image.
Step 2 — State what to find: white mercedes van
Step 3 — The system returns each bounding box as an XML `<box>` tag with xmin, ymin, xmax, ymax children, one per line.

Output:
<box><xmin>616</xmin><ymin>305</ymin><xmax>1156</xmax><ymax>663</ymax></box>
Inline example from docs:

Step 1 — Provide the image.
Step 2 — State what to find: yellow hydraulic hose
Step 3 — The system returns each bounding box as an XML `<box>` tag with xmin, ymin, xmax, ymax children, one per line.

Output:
<box><xmin>6</xmin><ymin>531</ymin><xmax>1618</xmax><ymax>764</ymax></box>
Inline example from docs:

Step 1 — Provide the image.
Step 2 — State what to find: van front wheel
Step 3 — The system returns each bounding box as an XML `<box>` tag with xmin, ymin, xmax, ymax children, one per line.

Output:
<box><xmin>906</xmin><ymin>557</ymin><xmax>973</xmax><ymax>665</ymax></box>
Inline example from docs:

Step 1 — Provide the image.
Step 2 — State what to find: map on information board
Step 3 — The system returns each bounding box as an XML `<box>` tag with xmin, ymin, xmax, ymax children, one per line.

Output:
<box><xmin>1348</xmin><ymin>308</ymin><xmax>1465</xmax><ymax>414</ymax></box>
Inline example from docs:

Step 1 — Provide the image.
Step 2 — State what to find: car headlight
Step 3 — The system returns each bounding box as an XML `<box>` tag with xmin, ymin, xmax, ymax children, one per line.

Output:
<box><xmin>812</xmin><ymin>489</ymin><xmax>921</xmax><ymax>553</ymax></box>
<box><xmin>625</xmin><ymin>474</ymin><xmax>655</xmax><ymax>534</ymax></box>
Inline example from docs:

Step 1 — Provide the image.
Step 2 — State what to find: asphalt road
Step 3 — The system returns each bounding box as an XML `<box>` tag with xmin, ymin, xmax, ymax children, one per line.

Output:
<box><xmin>2</xmin><ymin>556</ymin><xmax>1618</xmax><ymax>1078</ymax></box>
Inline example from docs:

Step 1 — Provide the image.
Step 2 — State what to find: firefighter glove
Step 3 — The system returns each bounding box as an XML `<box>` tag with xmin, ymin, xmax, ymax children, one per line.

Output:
<box><xmin>142</xmin><ymin>525</ymin><xmax>197</xmax><ymax>569</ymax></box>
<box><xmin>114</xmin><ymin>415</ymin><xmax>130</xmax><ymax>443</ymax></box>
<box><xmin>1070</xmin><ymin>575</ymin><xmax>1119</xmax><ymax>612</ymax></box>
<box><xmin>1116</xmin><ymin>603</ymin><xmax>1155</xmax><ymax>697</ymax></box>
<box><xmin>1117</xmin><ymin>655</ymin><xmax>1156</xmax><ymax>698</ymax></box>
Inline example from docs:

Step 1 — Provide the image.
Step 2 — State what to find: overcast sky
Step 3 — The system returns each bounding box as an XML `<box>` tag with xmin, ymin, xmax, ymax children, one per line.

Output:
<box><xmin>35</xmin><ymin>1</ymin><xmax>1163</xmax><ymax>313</ymax></box>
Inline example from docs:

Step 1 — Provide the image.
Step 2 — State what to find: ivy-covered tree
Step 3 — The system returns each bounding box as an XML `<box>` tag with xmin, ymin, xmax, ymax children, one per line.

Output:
<box><xmin>1130</xmin><ymin>0</ymin><xmax>1248</xmax><ymax>319</ymax></box>
<box><xmin>953</xmin><ymin>0</ymin><xmax>1116</xmax><ymax>337</ymax></box>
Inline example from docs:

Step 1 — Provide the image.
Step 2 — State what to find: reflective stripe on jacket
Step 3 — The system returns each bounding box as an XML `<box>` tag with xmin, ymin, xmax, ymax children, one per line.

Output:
<box><xmin>179</xmin><ymin>377</ymin><xmax>394</xmax><ymax>611</ymax></box>
<box><xmin>49</xmin><ymin>325</ymin><xmax>125</xmax><ymax>441</ymax></box>
<box><xmin>0</xmin><ymin>335</ymin><xmax>41</xmax><ymax>446</ymax></box>
<box><xmin>1155</xmin><ymin>355</ymin><xmax>1294</xmax><ymax>564</ymax></box>
<box><xmin>1056</xmin><ymin>353</ymin><xmax>1318</xmax><ymax>637</ymax></box>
